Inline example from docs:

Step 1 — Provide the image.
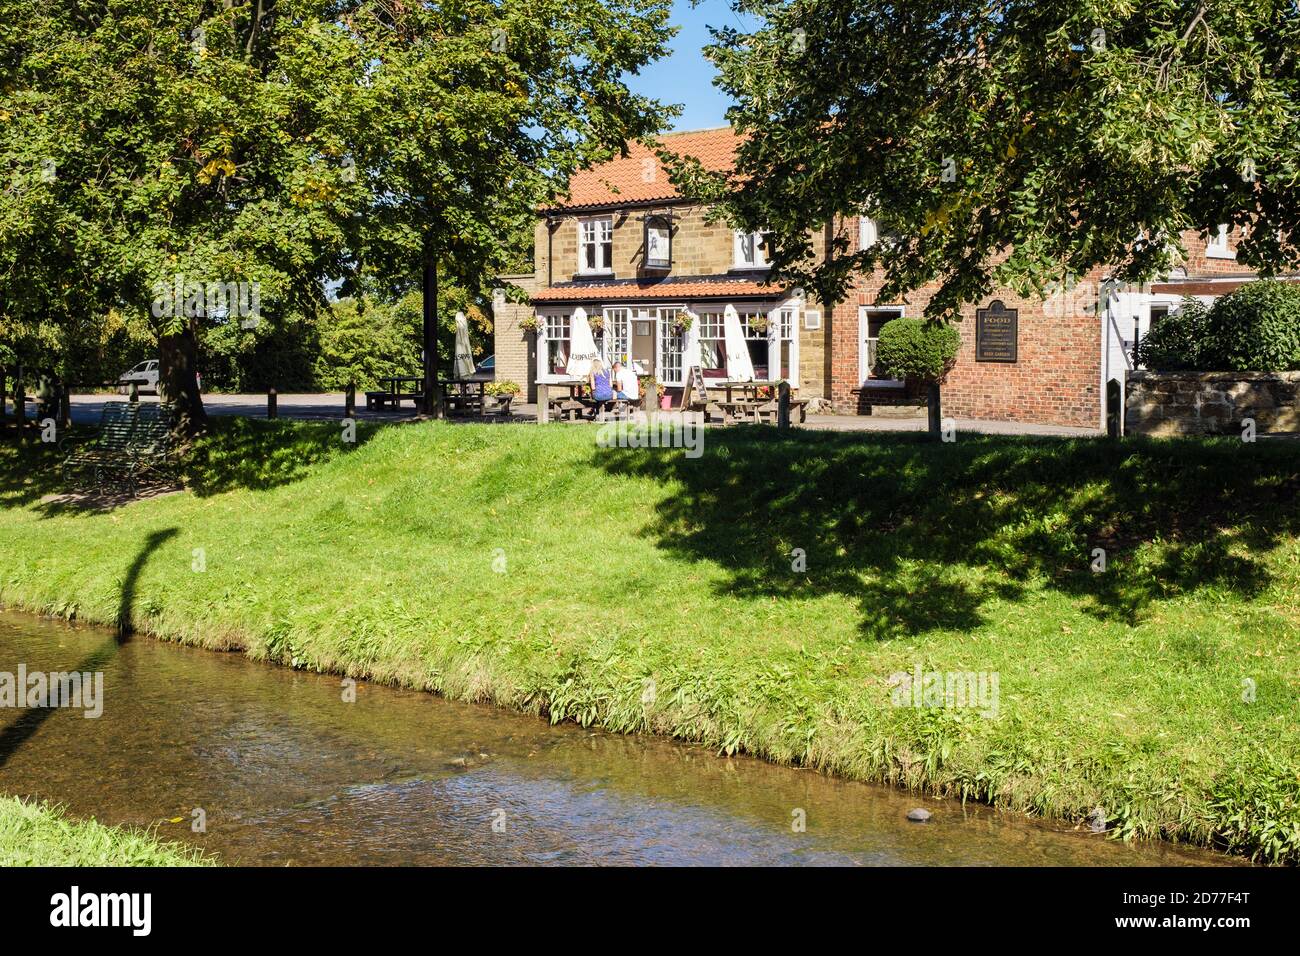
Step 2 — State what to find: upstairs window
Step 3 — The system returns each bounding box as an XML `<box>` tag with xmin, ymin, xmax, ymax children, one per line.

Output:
<box><xmin>579</xmin><ymin>217</ymin><xmax>613</xmax><ymax>274</ymax></box>
<box><xmin>1206</xmin><ymin>223</ymin><xmax>1235</xmax><ymax>259</ymax></box>
<box><xmin>734</xmin><ymin>230</ymin><xmax>768</xmax><ymax>268</ymax></box>
<box><xmin>860</xmin><ymin>211</ymin><xmax>902</xmax><ymax>251</ymax></box>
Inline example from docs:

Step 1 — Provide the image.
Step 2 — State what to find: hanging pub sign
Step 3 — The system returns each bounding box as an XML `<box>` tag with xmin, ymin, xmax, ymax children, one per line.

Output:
<box><xmin>975</xmin><ymin>299</ymin><xmax>1018</xmax><ymax>363</ymax></box>
<box><xmin>644</xmin><ymin>214</ymin><xmax>672</xmax><ymax>270</ymax></box>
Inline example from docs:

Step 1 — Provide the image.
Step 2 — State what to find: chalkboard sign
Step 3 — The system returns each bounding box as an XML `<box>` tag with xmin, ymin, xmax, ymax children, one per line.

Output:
<box><xmin>682</xmin><ymin>365</ymin><xmax>707</xmax><ymax>408</ymax></box>
<box><xmin>975</xmin><ymin>299</ymin><xmax>1018</xmax><ymax>363</ymax></box>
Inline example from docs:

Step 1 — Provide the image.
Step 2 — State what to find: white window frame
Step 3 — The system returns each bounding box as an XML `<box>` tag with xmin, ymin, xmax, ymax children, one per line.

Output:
<box><xmin>578</xmin><ymin>216</ymin><xmax>614</xmax><ymax>275</ymax></box>
<box><xmin>733</xmin><ymin>230</ymin><xmax>767</xmax><ymax>268</ymax></box>
<box><xmin>859</xmin><ymin>215</ymin><xmax>879</xmax><ymax>250</ymax></box>
<box><xmin>858</xmin><ymin>306</ymin><xmax>906</xmax><ymax>388</ymax></box>
<box><xmin>1206</xmin><ymin>223</ymin><xmax>1235</xmax><ymax>259</ymax></box>
<box><xmin>535</xmin><ymin>308</ymin><xmax>575</xmax><ymax>384</ymax></box>
<box><xmin>696</xmin><ymin>308</ymin><xmax>727</xmax><ymax>375</ymax></box>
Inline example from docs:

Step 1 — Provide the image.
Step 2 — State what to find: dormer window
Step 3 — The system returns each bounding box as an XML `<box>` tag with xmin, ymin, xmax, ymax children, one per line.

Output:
<box><xmin>734</xmin><ymin>230</ymin><xmax>767</xmax><ymax>268</ymax></box>
<box><xmin>579</xmin><ymin>217</ymin><xmax>613</xmax><ymax>274</ymax></box>
<box><xmin>1206</xmin><ymin>223</ymin><xmax>1235</xmax><ymax>259</ymax></box>
<box><xmin>860</xmin><ymin>211</ymin><xmax>901</xmax><ymax>251</ymax></box>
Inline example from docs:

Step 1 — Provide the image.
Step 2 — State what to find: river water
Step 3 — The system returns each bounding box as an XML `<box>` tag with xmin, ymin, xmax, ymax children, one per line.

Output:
<box><xmin>0</xmin><ymin>611</ymin><xmax>1230</xmax><ymax>866</ymax></box>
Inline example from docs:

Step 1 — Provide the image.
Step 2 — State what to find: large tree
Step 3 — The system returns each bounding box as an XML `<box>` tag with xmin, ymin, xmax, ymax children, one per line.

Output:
<box><xmin>1</xmin><ymin>0</ymin><xmax>675</xmax><ymax>434</ymax></box>
<box><xmin>670</xmin><ymin>0</ymin><xmax>1300</xmax><ymax>318</ymax></box>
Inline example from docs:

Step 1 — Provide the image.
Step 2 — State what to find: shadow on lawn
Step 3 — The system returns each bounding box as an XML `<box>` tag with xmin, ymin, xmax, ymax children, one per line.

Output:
<box><xmin>0</xmin><ymin>527</ymin><xmax>175</xmax><ymax>770</ymax></box>
<box><xmin>593</xmin><ymin>428</ymin><xmax>1300</xmax><ymax>639</ymax></box>
<box><xmin>0</xmin><ymin>417</ymin><xmax>379</xmax><ymax>513</ymax></box>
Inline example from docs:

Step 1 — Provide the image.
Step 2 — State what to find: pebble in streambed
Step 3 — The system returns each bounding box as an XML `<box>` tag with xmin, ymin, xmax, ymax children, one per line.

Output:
<box><xmin>907</xmin><ymin>808</ymin><xmax>932</xmax><ymax>822</ymax></box>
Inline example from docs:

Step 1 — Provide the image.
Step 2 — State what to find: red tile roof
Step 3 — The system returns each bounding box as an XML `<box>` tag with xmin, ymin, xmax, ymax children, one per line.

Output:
<box><xmin>553</xmin><ymin>127</ymin><xmax>740</xmax><ymax>210</ymax></box>
<box><xmin>532</xmin><ymin>277</ymin><xmax>777</xmax><ymax>303</ymax></box>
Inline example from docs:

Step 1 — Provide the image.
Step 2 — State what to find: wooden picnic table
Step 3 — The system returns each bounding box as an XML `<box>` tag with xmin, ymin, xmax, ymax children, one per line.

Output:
<box><xmin>537</xmin><ymin>379</ymin><xmax>587</xmax><ymax>423</ymax></box>
<box><xmin>440</xmin><ymin>378</ymin><xmax>486</xmax><ymax>415</ymax></box>
<box><xmin>366</xmin><ymin>375</ymin><xmax>425</xmax><ymax>410</ymax></box>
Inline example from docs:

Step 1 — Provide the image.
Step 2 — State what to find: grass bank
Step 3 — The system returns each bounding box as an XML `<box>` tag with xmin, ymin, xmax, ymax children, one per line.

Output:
<box><xmin>0</xmin><ymin>796</ymin><xmax>213</xmax><ymax>866</ymax></box>
<box><xmin>1</xmin><ymin>418</ymin><xmax>1297</xmax><ymax>863</ymax></box>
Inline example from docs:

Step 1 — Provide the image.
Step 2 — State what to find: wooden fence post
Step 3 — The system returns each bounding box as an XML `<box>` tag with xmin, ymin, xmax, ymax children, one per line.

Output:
<box><xmin>778</xmin><ymin>381</ymin><xmax>791</xmax><ymax>429</ymax></box>
<box><xmin>267</xmin><ymin>387</ymin><xmax>278</xmax><ymax>419</ymax></box>
<box><xmin>345</xmin><ymin>381</ymin><xmax>356</xmax><ymax>418</ymax></box>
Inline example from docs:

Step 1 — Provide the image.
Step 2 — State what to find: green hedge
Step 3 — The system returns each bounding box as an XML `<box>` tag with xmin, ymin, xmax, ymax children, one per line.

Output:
<box><xmin>1134</xmin><ymin>298</ymin><xmax>1211</xmax><ymax>371</ymax></box>
<box><xmin>875</xmin><ymin>318</ymin><xmax>961</xmax><ymax>382</ymax></box>
<box><xmin>1203</xmin><ymin>280</ymin><xmax>1300</xmax><ymax>371</ymax></box>
<box><xmin>1139</xmin><ymin>281</ymin><xmax>1300</xmax><ymax>372</ymax></box>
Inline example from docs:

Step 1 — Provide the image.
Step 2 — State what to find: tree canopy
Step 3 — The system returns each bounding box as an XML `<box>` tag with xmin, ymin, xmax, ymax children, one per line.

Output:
<box><xmin>670</xmin><ymin>0</ymin><xmax>1300</xmax><ymax>318</ymax></box>
<box><xmin>1</xmin><ymin>0</ymin><xmax>676</xmax><ymax>427</ymax></box>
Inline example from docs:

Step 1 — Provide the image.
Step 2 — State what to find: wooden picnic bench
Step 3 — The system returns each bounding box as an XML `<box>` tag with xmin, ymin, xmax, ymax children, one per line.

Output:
<box><xmin>61</xmin><ymin>402</ymin><xmax>177</xmax><ymax>495</ymax></box>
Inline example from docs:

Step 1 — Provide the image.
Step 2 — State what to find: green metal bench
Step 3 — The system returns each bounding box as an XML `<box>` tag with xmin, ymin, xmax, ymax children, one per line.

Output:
<box><xmin>61</xmin><ymin>402</ymin><xmax>178</xmax><ymax>495</ymax></box>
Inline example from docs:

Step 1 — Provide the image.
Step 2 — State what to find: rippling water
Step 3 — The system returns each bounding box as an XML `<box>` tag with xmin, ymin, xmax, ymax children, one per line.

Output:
<box><xmin>0</xmin><ymin>611</ymin><xmax>1230</xmax><ymax>866</ymax></box>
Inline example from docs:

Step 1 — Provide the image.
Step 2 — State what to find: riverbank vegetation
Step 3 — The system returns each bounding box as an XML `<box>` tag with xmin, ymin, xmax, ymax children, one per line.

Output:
<box><xmin>0</xmin><ymin>796</ymin><xmax>213</xmax><ymax>866</ymax></box>
<box><xmin>1</xmin><ymin>419</ymin><xmax>1297</xmax><ymax>863</ymax></box>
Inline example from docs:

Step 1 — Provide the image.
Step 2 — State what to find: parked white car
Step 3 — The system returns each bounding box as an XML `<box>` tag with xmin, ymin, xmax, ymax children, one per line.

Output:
<box><xmin>117</xmin><ymin>360</ymin><xmax>160</xmax><ymax>395</ymax></box>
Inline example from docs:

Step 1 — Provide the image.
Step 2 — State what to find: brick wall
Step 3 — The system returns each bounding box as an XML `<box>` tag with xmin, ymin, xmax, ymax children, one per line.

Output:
<box><xmin>493</xmin><ymin>271</ymin><xmax>540</xmax><ymax>403</ymax></box>
<box><xmin>827</xmin><ymin>220</ymin><xmax>1264</xmax><ymax>429</ymax></box>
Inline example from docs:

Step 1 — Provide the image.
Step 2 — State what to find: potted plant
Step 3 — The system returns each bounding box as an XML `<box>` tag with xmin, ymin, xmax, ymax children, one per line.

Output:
<box><xmin>485</xmin><ymin>380</ymin><xmax>521</xmax><ymax>412</ymax></box>
<box><xmin>638</xmin><ymin>374</ymin><xmax>669</xmax><ymax>410</ymax></box>
<box><xmin>874</xmin><ymin>318</ymin><xmax>961</xmax><ymax>439</ymax></box>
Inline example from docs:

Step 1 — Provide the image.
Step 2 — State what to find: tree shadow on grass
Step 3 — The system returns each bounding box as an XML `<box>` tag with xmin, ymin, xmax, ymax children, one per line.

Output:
<box><xmin>0</xmin><ymin>417</ymin><xmax>381</xmax><ymax>514</ymax></box>
<box><xmin>592</xmin><ymin>427</ymin><xmax>1300</xmax><ymax>640</ymax></box>
<box><xmin>0</xmin><ymin>527</ymin><xmax>176</xmax><ymax>770</ymax></box>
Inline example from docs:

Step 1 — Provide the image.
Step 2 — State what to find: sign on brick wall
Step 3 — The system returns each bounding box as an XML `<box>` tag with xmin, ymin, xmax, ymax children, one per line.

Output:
<box><xmin>975</xmin><ymin>299</ymin><xmax>1018</xmax><ymax>363</ymax></box>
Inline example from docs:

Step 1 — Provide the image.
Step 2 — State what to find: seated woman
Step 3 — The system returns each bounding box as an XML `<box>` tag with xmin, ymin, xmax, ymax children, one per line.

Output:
<box><xmin>587</xmin><ymin>359</ymin><xmax>614</xmax><ymax>417</ymax></box>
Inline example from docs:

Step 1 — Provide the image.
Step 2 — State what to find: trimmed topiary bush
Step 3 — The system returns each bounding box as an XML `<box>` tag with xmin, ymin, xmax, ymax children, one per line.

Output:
<box><xmin>1134</xmin><ymin>297</ymin><xmax>1211</xmax><ymax>371</ymax></box>
<box><xmin>1203</xmin><ymin>280</ymin><xmax>1300</xmax><ymax>371</ymax></box>
<box><xmin>875</xmin><ymin>318</ymin><xmax>961</xmax><ymax>382</ymax></box>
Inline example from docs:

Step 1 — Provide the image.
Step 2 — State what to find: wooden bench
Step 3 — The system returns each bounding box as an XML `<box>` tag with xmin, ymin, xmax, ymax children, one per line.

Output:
<box><xmin>366</xmin><ymin>390</ymin><xmax>425</xmax><ymax>410</ymax></box>
<box><xmin>755</xmin><ymin>397</ymin><xmax>810</xmax><ymax>425</ymax></box>
<box><xmin>61</xmin><ymin>402</ymin><xmax>176</xmax><ymax>495</ymax></box>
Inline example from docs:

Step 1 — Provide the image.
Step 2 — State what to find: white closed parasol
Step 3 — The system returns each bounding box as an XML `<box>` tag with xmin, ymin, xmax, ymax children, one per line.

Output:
<box><xmin>453</xmin><ymin>311</ymin><xmax>475</xmax><ymax>380</ymax></box>
<box><xmin>723</xmin><ymin>304</ymin><xmax>755</xmax><ymax>382</ymax></box>
<box><xmin>565</xmin><ymin>307</ymin><xmax>599</xmax><ymax>379</ymax></box>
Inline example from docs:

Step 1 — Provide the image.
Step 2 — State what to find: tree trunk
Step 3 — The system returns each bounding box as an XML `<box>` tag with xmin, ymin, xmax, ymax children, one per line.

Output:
<box><xmin>158</xmin><ymin>321</ymin><xmax>208</xmax><ymax>438</ymax></box>
<box><xmin>421</xmin><ymin>234</ymin><xmax>444</xmax><ymax>418</ymax></box>
<box><xmin>927</xmin><ymin>381</ymin><xmax>942</xmax><ymax>439</ymax></box>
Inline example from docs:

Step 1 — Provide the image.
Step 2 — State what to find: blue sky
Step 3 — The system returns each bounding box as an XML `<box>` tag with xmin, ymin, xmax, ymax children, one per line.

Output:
<box><xmin>624</xmin><ymin>0</ymin><xmax>756</xmax><ymax>131</ymax></box>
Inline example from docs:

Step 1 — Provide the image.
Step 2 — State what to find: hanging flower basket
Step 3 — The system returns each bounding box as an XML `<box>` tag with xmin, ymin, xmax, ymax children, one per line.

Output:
<box><xmin>672</xmin><ymin>310</ymin><xmax>695</xmax><ymax>334</ymax></box>
<box><xmin>519</xmin><ymin>314</ymin><xmax>541</xmax><ymax>333</ymax></box>
<box><xmin>747</xmin><ymin>314</ymin><xmax>771</xmax><ymax>335</ymax></box>
<box><xmin>588</xmin><ymin>313</ymin><xmax>606</xmax><ymax>333</ymax></box>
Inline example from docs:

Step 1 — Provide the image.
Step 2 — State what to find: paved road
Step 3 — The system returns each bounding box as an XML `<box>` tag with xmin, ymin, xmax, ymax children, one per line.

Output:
<box><xmin>56</xmin><ymin>392</ymin><xmax>1102</xmax><ymax>437</ymax></box>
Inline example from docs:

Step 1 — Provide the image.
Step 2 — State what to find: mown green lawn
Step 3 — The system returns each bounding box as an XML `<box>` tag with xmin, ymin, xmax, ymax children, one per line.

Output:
<box><xmin>1</xmin><ymin>418</ymin><xmax>1297</xmax><ymax>863</ymax></box>
<box><xmin>0</xmin><ymin>796</ymin><xmax>214</xmax><ymax>866</ymax></box>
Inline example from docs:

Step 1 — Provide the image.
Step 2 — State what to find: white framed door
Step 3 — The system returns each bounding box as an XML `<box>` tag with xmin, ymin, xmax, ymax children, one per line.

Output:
<box><xmin>603</xmin><ymin>306</ymin><xmax>632</xmax><ymax>365</ymax></box>
<box><xmin>657</xmin><ymin>306</ymin><xmax>686</xmax><ymax>387</ymax></box>
<box><xmin>767</xmin><ymin>304</ymin><xmax>799</xmax><ymax>388</ymax></box>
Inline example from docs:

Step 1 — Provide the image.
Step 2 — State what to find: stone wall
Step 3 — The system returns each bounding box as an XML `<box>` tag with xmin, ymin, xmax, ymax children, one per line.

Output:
<box><xmin>1125</xmin><ymin>371</ymin><xmax>1300</xmax><ymax>436</ymax></box>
